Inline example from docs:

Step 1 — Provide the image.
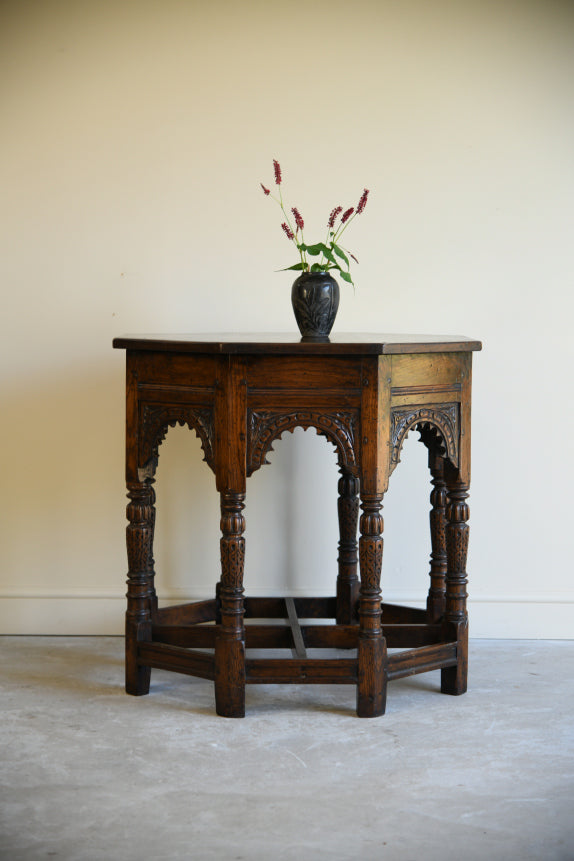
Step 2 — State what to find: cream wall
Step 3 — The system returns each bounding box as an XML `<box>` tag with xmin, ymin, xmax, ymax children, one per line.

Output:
<box><xmin>1</xmin><ymin>0</ymin><xmax>573</xmax><ymax>636</ymax></box>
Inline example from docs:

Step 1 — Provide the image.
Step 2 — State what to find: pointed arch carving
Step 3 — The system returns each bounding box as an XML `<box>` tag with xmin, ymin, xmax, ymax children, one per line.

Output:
<box><xmin>247</xmin><ymin>409</ymin><xmax>360</xmax><ymax>476</ymax></box>
<box><xmin>390</xmin><ymin>403</ymin><xmax>459</xmax><ymax>474</ymax></box>
<box><xmin>138</xmin><ymin>404</ymin><xmax>215</xmax><ymax>480</ymax></box>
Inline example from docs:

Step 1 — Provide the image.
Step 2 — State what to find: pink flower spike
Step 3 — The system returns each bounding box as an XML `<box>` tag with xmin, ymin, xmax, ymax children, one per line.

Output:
<box><xmin>281</xmin><ymin>222</ymin><xmax>294</xmax><ymax>240</ymax></box>
<box><xmin>273</xmin><ymin>159</ymin><xmax>282</xmax><ymax>185</ymax></box>
<box><xmin>328</xmin><ymin>206</ymin><xmax>343</xmax><ymax>228</ymax></box>
<box><xmin>341</xmin><ymin>207</ymin><xmax>354</xmax><ymax>224</ymax></box>
<box><xmin>292</xmin><ymin>207</ymin><xmax>304</xmax><ymax>231</ymax></box>
<box><xmin>357</xmin><ymin>188</ymin><xmax>369</xmax><ymax>214</ymax></box>
<box><xmin>261</xmin><ymin>183</ymin><xmax>271</xmax><ymax>195</ymax></box>
<box><xmin>350</xmin><ymin>252</ymin><xmax>359</xmax><ymax>264</ymax></box>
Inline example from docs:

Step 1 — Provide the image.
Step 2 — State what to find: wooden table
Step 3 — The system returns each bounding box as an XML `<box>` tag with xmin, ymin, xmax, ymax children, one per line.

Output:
<box><xmin>113</xmin><ymin>334</ymin><xmax>481</xmax><ymax>717</ymax></box>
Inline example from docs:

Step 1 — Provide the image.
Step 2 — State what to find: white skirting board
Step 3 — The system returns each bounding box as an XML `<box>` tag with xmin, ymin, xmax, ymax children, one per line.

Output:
<box><xmin>0</xmin><ymin>592</ymin><xmax>572</xmax><ymax>638</ymax></box>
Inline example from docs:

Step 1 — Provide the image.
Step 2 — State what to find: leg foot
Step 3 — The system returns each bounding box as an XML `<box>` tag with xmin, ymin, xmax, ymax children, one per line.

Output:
<box><xmin>357</xmin><ymin>636</ymin><xmax>387</xmax><ymax>717</ymax></box>
<box><xmin>215</xmin><ymin>636</ymin><xmax>246</xmax><ymax>717</ymax></box>
<box><xmin>125</xmin><ymin>619</ymin><xmax>151</xmax><ymax>696</ymax></box>
<box><xmin>441</xmin><ymin>619</ymin><xmax>468</xmax><ymax>695</ymax></box>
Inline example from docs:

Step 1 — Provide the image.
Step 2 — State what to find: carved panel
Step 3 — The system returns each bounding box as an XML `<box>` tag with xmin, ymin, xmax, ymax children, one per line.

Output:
<box><xmin>359</xmin><ymin>537</ymin><xmax>384</xmax><ymax>593</ymax></box>
<box><xmin>126</xmin><ymin>484</ymin><xmax>156</xmax><ymax>574</ymax></box>
<box><xmin>446</xmin><ymin>522</ymin><xmax>470</xmax><ymax>576</ymax></box>
<box><xmin>139</xmin><ymin>404</ymin><xmax>215</xmax><ymax>479</ymax></box>
<box><xmin>338</xmin><ymin>495</ymin><xmax>360</xmax><ymax>550</ymax></box>
<box><xmin>220</xmin><ymin>539</ymin><xmax>246</xmax><ymax>591</ymax></box>
<box><xmin>390</xmin><ymin>404</ymin><xmax>459</xmax><ymax>473</ymax></box>
<box><xmin>247</xmin><ymin>409</ymin><xmax>359</xmax><ymax>476</ymax></box>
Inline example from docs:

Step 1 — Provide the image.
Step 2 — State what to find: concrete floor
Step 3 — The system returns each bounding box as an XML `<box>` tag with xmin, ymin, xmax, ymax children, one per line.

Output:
<box><xmin>1</xmin><ymin>638</ymin><xmax>573</xmax><ymax>861</ymax></box>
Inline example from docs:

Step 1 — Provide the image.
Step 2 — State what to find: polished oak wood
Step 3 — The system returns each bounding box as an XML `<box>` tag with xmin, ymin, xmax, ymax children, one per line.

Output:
<box><xmin>114</xmin><ymin>333</ymin><xmax>481</xmax><ymax>717</ymax></box>
<box><xmin>113</xmin><ymin>332</ymin><xmax>481</xmax><ymax>354</ymax></box>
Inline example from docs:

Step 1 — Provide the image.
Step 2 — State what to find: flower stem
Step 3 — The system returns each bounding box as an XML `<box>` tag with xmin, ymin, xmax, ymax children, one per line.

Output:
<box><xmin>332</xmin><ymin>211</ymin><xmax>357</xmax><ymax>246</ymax></box>
<box><xmin>277</xmin><ymin>186</ymin><xmax>307</xmax><ymax>270</ymax></box>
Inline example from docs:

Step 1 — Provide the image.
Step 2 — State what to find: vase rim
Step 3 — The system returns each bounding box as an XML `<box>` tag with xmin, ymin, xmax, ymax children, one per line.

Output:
<box><xmin>294</xmin><ymin>270</ymin><xmax>338</xmax><ymax>280</ymax></box>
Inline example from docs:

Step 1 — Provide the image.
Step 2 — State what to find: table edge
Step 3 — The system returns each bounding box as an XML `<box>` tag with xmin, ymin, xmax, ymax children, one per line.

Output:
<box><xmin>112</xmin><ymin>336</ymin><xmax>482</xmax><ymax>355</ymax></box>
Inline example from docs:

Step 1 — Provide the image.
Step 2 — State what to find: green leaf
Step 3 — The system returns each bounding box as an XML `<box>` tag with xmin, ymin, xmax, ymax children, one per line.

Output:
<box><xmin>332</xmin><ymin>244</ymin><xmax>350</xmax><ymax>268</ymax></box>
<box><xmin>303</xmin><ymin>242</ymin><xmax>329</xmax><ymax>256</ymax></box>
<box><xmin>310</xmin><ymin>263</ymin><xmax>328</xmax><ymax>273</ymax></box>
<box><xmin>279</xmin><ymin>262</ymin><xmax>308</xmax><ymax>271</ymax></box>
<box><xmin>339</xmin><ymin>271</ymin><xmax>354</xmax><ymax>284</ymax></box>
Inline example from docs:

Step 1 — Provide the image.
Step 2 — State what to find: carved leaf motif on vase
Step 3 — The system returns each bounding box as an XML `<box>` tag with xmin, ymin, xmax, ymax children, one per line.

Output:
<box><xmin>292</xmin><ymin>291</ymin><xmax>334</xmax><ymax>333</ymax></box>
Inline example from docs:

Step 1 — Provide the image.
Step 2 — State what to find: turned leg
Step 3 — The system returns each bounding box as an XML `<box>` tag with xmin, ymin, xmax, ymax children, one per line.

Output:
<box><xmin>357</xmin><ymin>495</ymin><xmax>387</xmax><ymax>717</ymax></box>
<box><xmin>336</xmin><ymin>466</ymin><xmax>360</xmax><ymax>625</ymax></box>
<box><xmin>441</xmin><ymin>466</ymin><xmax>470</xmax><ymax>695</ymax></box>
<box><xmin>427</xmin><ymin>453</ymin><xmax>448</xmax><ymax>622</ymax></box>
<box><xmin>214</xmin><ymin>491</ymin><xmax>246</xmax><ymax>717</ymax></box>
<box><xmin>125</xmin><ymin>480</ymin><xmax>157</xmax><ymax>696</ymax></box>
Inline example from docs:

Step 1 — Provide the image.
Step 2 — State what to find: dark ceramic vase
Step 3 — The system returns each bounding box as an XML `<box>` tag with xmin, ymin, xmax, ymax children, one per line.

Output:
<box><xmin>291</xmin><ymin>271</ymin><xmax>340</xmax><ymax>342</ymax></box>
